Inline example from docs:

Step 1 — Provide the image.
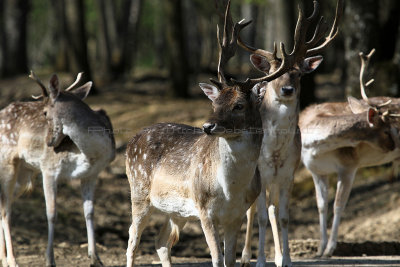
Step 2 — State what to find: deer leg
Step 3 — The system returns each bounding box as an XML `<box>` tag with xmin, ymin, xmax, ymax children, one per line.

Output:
<box><xmin>255</xmin><ymin>186</ymin><xmax>268</xmax><ymax>267</ymax></box>
<box><xmin>223</xmin><ymin>220</ymin><xmax>242</xmax><ymax>267</ymax></box>
<box><xmin>80</xmin><ymin>177</ymin><xmax>102</xmax><ymax>266</ymax></box>
<box><xmin>0</xmin><ymin>212</ymin><xmax>6</xmax><ymax>267</ymax></box>
<box><xmin>0</xmin><ymin>162</ymin><xmax>20</xmax><ymax>267</ymax></box>
<box><xmin>240</xmin><ymin>202</ymin><xmax>256</xmax><ymax>267</ymax></box>
<box><xmin>311</xmin><ymin>173</ymin><xmax>329</xmax><ymax>257</ymax></box>
<box><xmin>155</xmin><ymin>217</ymin><xmax>186</xmax><ymax>267</ymax></box>
<box><xmin>126</xmin><ymin>201</ymin><xmax>152</xmax><ymax>267</ymax></box>
<box><xmin>199</xmin><ymin>212</ymin><xmax>223</xmax><ymax>267</ymax></box>
<box><xmin>42</xmin><ymin>173</ymin><xmax>57</xmax><ymax>267</ymax></box>
<box><xmin>323</xmin><ymin>169</ymin><xmax>356</xmax><ymax>257</ymax></box>
<box><xmin>267</xmin><ymin>185</ymin><xmax>283</xmax><ymax>267</ymax></box>
<box><xmin>278</xmin><ymin>186</ymin><xmax>292</xmax><ymax>267</ymax></box>
<box><xmin>390</xmin><ymin>159</ymin><xmax>400</xmax><ymax>182</ymax></box>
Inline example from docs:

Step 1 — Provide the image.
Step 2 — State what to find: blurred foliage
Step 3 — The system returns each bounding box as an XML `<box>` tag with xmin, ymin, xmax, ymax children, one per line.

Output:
<box><xmin>2</xmin><ymin>0</ymin><xmax>399</xmax><ymax>100</ymax></box>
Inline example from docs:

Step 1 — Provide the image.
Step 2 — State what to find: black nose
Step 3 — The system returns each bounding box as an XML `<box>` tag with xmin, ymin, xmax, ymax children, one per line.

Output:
<box><xmin>281</xmin><ymin>86</ymin><xmax>295</xmax><ymax>96</ymax></box>
<box><xmin>203</xmin><ymin>123</ymin><xmax>215</xmax><ymax>134</ymax></box>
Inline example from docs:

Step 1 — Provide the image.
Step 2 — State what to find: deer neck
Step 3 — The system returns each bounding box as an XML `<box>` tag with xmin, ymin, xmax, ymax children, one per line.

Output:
<box><xmin>61</xmin><ymin>112</ymin><xmax>112</xmax><ymax>159</ymax></box>
<box><xmin>260</xmin><ymin>86</ymin><xmax>300</xmax><ymax>156</ymax></box>
<box><xmin>215</xmin><ymin>133</ymin><xmax>261</xmax><ymax>200</ymax></box>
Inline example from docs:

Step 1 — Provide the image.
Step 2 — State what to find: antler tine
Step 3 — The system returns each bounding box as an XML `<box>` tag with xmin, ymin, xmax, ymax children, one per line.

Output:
<box><xmin>359</xmin><ymin>48</ymin><xmax>376</xmax><ymax>105</ymax></box>
<box><xmin>65</xmin><ymin>72</ymin><xmax>84</xmax><ymax>91</ymax></box>
<box><xmin>237</xmin><ymin>31</ymin><xmax>277</xmax><ymax>62</ymax></box>
<box><xmin>306</xmin><ymin>0</ymin><xmax>344</xmax><ymax>57</ymax></box>
<box><xmin>236</xmin><ymin>1</ymin><xmax>327</xmax><ymax>88</ymax></box>
<box><xmin>29</xmin><ymin>70</ymin><xmax>48</xmax><ymax>98</ymax></box>
<box><xmin>215</xmin><ymin>0</ymin><xmax>250</xmax><ymax>84</ymax></box>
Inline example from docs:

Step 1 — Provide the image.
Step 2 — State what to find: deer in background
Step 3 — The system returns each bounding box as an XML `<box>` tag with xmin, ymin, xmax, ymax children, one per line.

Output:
<box><xmin>238</xmin><ymin>0</ymin><xmax>343</xmax><ymax>266</ymax></box>
<box><xmin>300</xmin><ymin>49</ymin><xmax>400</xmax><ymax>257</ymax></box>
<box><xmin>124</xmin><ymin>1</ymin><xmax>299</xmax><ymax>266</ymax></box>
<box><xmin>0</xmin><ymin>72</ymin><xmax>115</xmax><ymax>267</ymax></box>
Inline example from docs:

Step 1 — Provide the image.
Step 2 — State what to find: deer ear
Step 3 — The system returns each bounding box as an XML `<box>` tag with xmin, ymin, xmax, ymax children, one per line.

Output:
<box><xmin>199</xmin><ymin>83</ymin><xmax>220</xmax><ymax>102</ymax></box>
<box><xmin>251</xmin><ymin>82</ymin><xmax>267</xmax><ymax>100</ymax></box>
<box><xmin>250</xmin><ymin>54</ymin><xmax>271</xmax><ymax>73</ymax></box>
<box><xmin>71</xmin><ymin>82</ymin><xmax>92</xmax><ymax>100</ymax></box>
<box><xmin>49</xmin><ymin>74</ymin><xmax>60</xmax><ymax>99</ymax></box>
<box><xmin>348</xmin><ymin>96</ymin><xmax>368</xmax><ymax>114</ymax></box>
<box><xmin>302</xmin><ymin>56</ymin><xmax>323</xmax><ymax>73</ymax></box>
<box><xmin>367</xmin><ymin>107</ymin><xmax>378</xmax><ymax>127</ymax></box>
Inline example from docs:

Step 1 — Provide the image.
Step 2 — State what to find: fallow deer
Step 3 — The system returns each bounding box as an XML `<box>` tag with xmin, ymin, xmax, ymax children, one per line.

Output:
<box><xmin>300</xmin><ymin>49</ymin><xmax>400</xmax><ymax>257</ymax></box>
<box><xmin>0</xmin><ymin>72</ymin><xmax>115</xmax><ymax>267</ymax></box>
<box><xmin>238</xmin><ymin>1</ymin><xmax>343</xmax><ymax>266</ymax></box>
<box><xmin>124</xmin><ymin>1</ymin><xmax>300</xmax><ymax>266</ymax></box>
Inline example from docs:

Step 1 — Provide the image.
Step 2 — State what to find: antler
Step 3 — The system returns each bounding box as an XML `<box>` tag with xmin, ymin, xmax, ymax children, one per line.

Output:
<box><xmin>359</xmin><ymin>49</ymin><xmax>375</xmax><ymax>105</ymax></box>
<box><xmin>29</xmin><ymin>70</ymin><xmax>48</xmax><ymax>99</ymax></box>
<box><xmin>65</xmin><ymin>72</ymin><xmax>84</xmax><ymax>91</ymax></box>
<box><xmin>237</xmin><ymin>0</ymin><xmax>343</xmax><ymax>87</ymax></box>
<box><xmin>211</xmin><ymin>0</ymin><xmax>251</xmax><ymax>89</ymax></box>
<box><xmin>359</xmin><ymin>49</ymin><xmax>392</xmax><ymax>111</ymax></box>
<box><xmin>305</xmin><ymin>0</ymin><xmax>344</xmax><ymax>57</ymax></box>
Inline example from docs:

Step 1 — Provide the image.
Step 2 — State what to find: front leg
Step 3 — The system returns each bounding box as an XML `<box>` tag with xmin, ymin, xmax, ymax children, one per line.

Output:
<box><xmin>311</xmin><ymin>173</ymin><xmax>329</xmax><ymax>257</ymax></box>
<box><xmin>255</xmin><ymin>188</ymin><xmax>268</xmax><ymax>267</ymax></box>
<box><xmin>42</xmin><ymin>174</ymin><xmax>57</xmax><ymax>267</ymax></box>
<box><xmin>278</xmin><ymin>187</ymin><xmax>292</xmax><ymax>267</ymax></box>
<box><xmin>224</xmin><ymin>220</ymin><xmax>242</xmax><ymax>267</ymax></box>
<box><xmin>240</xmin><ymin>203</ymin><xmax>256</xmax><ymax>267</ymax></box>
<box><xmin>199</xmin><ymin>211</ymin><xmax>223</xmax><ymax>267</ymax></box>
<box><xmin>81</xmin><ymin>177</ymin><xmax>103</xmax><ymax>266</ymax></box>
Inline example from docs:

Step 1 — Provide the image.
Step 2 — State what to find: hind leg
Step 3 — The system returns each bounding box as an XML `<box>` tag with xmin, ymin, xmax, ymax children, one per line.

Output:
<box><xmin>155</xmin><ymin>217</ymin><xmax>186</xmax><ymax>267</ymax></box>
<box><xmin>126</xmin><ymin>200</ymin><xmax>153</xmax><ymax>267</ymax></box>
<box><xmin>80</xmin><ymin>177</ymin><xmax>102</xmax><ymax>266</ymax></box>
<box><xmin>0</xmin><ymin>161</ymin><xmax>21</xmax><ymax>267</ymax></box>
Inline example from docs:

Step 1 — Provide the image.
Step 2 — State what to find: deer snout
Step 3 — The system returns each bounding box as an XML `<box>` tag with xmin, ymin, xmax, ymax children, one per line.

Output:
<box><xmin>203</xmin><ymin>122</ymin><xmax>216</xmax><ymax>135</ymax></box>
<box><xmin>281</xmin><ymin>86</ymin><xmax>295</xmax><ymax>97</ymax></box>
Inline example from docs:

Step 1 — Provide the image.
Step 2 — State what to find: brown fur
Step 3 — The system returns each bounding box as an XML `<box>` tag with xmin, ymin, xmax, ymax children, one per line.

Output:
<box><xmin>126</xmin><ymin>84</ymin><xmax>263</xmax><ymax>267</ymax></box>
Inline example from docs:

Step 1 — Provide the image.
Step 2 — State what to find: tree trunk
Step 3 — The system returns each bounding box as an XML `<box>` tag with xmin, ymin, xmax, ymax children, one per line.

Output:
<box><xmin>263</xmin><ymin>0</ymin><xmax>294</xmax><ymax>51</ymax></box>
<box><xmin>0</xmin><ymin>0</ymin><xmax>5</xmax><ymax>75</ymax></box>
<box><xmin>64</xmin><ymin>0</ymin><xmax>93</xmax><ymax>86</ymax></box>
<box><xmin>239</xmin><ymin>2</ymin><xmax>257</xmax><ymax>69</ymax></box>
<box><xmin>164</xmin><ymin>0</ymin><xmax>189</xmax><ymax>98</ymax></box>
<box><xmin>117</xmin><ymin>0</ymin><xmax>143</xmax><ymax>76</ymax></box>
<box><xmin>344</xmin><ymin>0</ymin><xmax>379</xmax><ymax>97</ymax></box>
<box><xmin>1</xmin><ymin>0</ymin><xmax>30</xmax><ymax>77</ymax></box>
<box><xmin>183</xmin><ymin>0</ymin><xmax>201</xmax><ymax>76</ymax></box>
<box><xmin>49</xmin><ymin>0</ymin><xmax>68</xmax><ymax>71</ymax></box>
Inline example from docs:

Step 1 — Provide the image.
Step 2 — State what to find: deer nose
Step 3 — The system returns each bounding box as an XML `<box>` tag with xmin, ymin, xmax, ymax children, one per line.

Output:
<box><xmin>203</xmin><ymin>123</ymin><xmax>216</xmax><ymax>135</ymax></box>
<box><xmin>281</xmin><ymin>86</ymin><xmax>295</xmax><ymax>96</ymax></box>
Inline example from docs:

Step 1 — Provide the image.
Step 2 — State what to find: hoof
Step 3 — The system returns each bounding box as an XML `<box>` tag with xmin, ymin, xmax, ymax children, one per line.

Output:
<box><xmin>90</xmin><ymin>254</ymin><xmax>104</xmax><ymax>267</ymax></box>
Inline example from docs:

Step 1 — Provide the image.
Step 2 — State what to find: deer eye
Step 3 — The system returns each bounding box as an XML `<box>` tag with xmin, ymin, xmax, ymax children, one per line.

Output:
<box><xmin>233</xmin><ymin>104</ymin><xmax>244</xmax><ymax>111</ymax></box>
<box><xmin>43</xmin><ymin>111</ymin><xmax>47</xmax><ymax>116</ymax></box>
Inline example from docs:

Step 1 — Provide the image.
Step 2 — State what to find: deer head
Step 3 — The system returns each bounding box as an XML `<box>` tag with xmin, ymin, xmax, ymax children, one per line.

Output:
<box><xmin>348</xmin><ymin>49</ymin><xmax>400</xmax><ymax>147</ymax></box>
<box><xmin>237</xmin><ymin>0</ymin><xmax>343</xmax><ymax>102</ymax></box>
<box><xmin>29</xmin><ymin>71</ymin><xmax>92</xmax><ymax>147</ymax></box>
<box><xmin>201</xmin><ymin>0</ymin><xmax>262</xmax><ymax>137</ymax></box>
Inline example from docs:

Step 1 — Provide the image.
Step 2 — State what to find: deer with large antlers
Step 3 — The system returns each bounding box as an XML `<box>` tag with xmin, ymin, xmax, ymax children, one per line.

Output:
<box><xmin>238</xmin><ymin>1</ymin><xmax>343</xmax><ymax>266</ymax></box>
<box><xmin>124</xmin><ymin>1</ymin><xmax>295</xmax><ymax>265</ymax></box>
<box><xmin>300</xmin><ymin>49</ymin><xmax>400</xmax><ymax>257</ymax></box>
<box><xmin>0</xmin><ymin>72</ymin><xmax>115</xmax><ymax>267</ymax></box>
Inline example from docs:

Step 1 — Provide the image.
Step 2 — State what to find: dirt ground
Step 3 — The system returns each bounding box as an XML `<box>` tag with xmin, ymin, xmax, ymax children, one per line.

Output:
<box><xmin>1</xmin><ymin>73</ymin><xmax>400</xmax><ymax>266</ymax></box>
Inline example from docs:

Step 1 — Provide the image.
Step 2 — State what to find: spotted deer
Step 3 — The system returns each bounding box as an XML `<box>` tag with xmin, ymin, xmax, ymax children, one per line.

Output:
<box><xmin>238</xmin><ymin>1</ymin><xmax>343</xmax><ymax>266</ymax></box>
<box><xmin>124</xmin><ymin>1</ymin><xmax>300</xmax><ymax>266</ymax></box>
<box><xmin>300</xmin><ymin>49</ymin><xmax>400</xmax><ymax>257</ymax></box>
<box><xmin>0</xmin><ymin>72</ymin><xmax>115</xmax><ymax>267</ymax></box>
